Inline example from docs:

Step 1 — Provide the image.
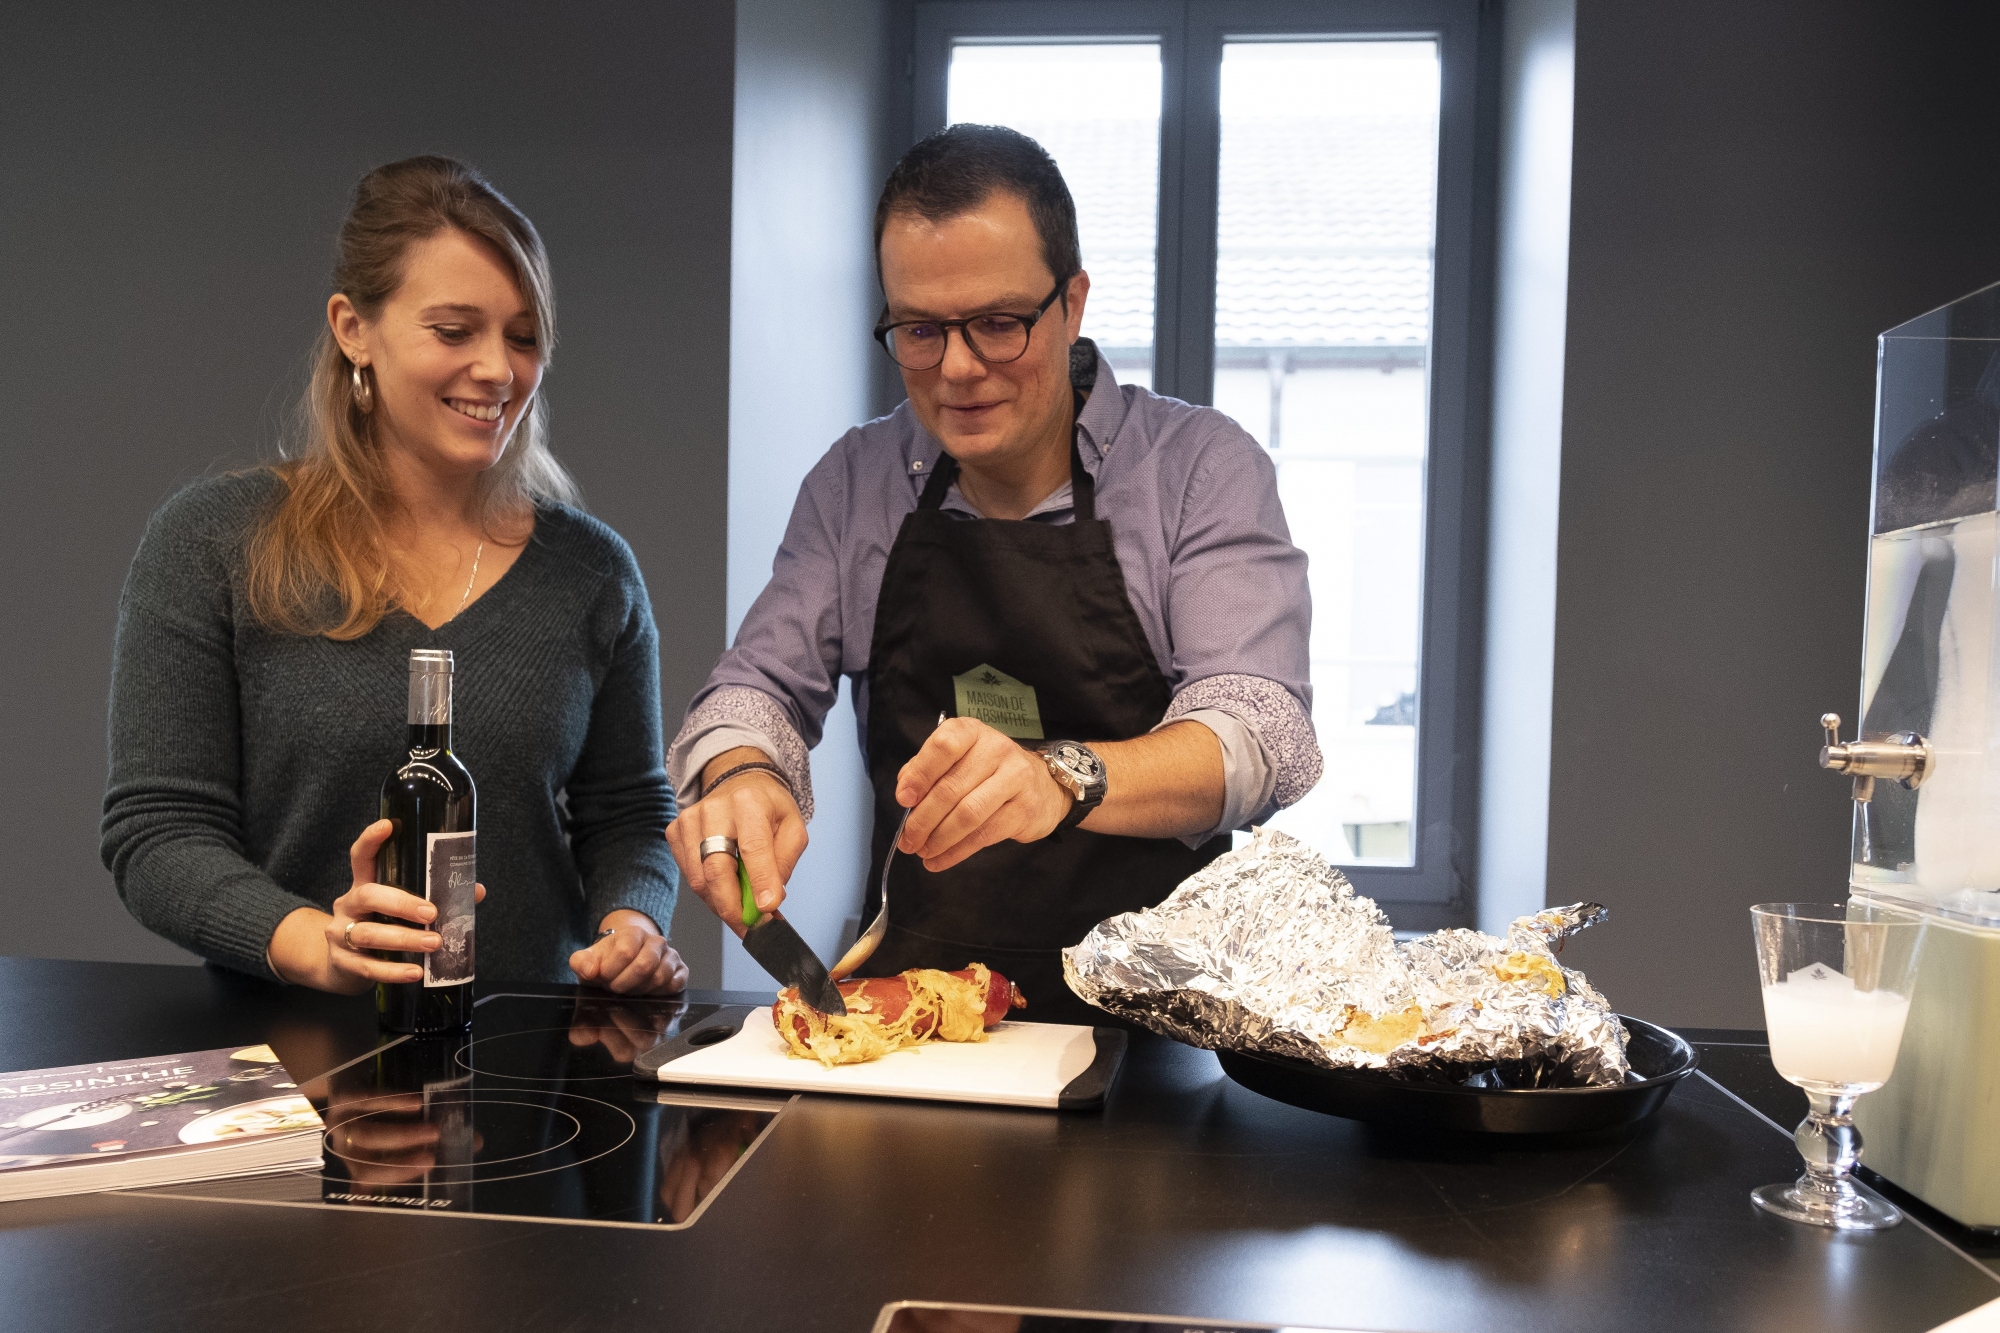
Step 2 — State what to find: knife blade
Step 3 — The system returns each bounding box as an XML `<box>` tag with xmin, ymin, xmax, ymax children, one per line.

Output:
<box><xmin>738</xmin><ymin>860</ymin><xmax>848</xmax><ymax>1016</ymax></box>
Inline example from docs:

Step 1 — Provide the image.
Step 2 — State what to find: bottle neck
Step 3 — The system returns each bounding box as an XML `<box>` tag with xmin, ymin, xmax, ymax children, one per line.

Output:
<box><xmin>408</xmin><ymin>668</ymin><xmax>453</xmax><ymax>735</ymax></box>
<box><xmin>405</xmin><ymin>721</ymin><xmax>453</xmax><ymax>752</ymax></box>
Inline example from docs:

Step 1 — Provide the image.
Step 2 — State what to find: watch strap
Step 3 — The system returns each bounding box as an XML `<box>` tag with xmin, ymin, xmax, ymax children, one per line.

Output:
<box><xmin>1043</xmin><ymin>742</ymin><xmax>1106</xmax><ymax>833</ymax></box>
<box><xmin>1056</xmin><ymin>795</ymin><xmax>1094</xmax><ymax>833</ymax></box>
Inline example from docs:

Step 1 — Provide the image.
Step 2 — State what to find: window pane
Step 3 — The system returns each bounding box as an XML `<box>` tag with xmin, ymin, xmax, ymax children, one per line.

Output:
<box><xmin>1213</xmin><ymin>40</ymin><xmax>1440</xmax><ymax>866</ymax></box>
<box><xmin>947</xmin><ymin>43</ymin><xmax>1161</xmax><ymax>387</ymax></box>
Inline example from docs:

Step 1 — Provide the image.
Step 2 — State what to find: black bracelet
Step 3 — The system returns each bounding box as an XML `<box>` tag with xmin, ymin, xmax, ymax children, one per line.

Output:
<box><xmin>700</xmin><ymin>760</ymin><xmax>794</xmax><ymax>801</ymax></box>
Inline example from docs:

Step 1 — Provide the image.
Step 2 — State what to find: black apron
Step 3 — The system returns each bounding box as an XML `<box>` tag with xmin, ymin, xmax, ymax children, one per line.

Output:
<box><xmin>859</xmin><ymin>428</ymin><xmax>1229</xmax><ymax>1026</ymax></box>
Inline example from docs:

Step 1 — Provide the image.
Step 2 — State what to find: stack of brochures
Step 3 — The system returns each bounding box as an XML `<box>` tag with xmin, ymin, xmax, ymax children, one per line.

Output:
<box><xmin>0</xmin><ymin>1044</ymin><xmax>324</xmax><ymax>1202</ymax></box>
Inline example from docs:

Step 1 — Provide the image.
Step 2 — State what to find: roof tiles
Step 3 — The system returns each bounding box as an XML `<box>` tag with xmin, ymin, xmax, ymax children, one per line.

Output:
<box><xmin>1014</xmin><ymin>111</ymin><xmax>1438</xmax><ymax>350</ymax></box>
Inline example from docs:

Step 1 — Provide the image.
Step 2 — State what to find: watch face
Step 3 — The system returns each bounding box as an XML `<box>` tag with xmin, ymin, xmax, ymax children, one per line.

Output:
<box><xmin>1053</xmin><ymin>742</ymin><xmax>1105</xmax><ymax>783</ymax></box>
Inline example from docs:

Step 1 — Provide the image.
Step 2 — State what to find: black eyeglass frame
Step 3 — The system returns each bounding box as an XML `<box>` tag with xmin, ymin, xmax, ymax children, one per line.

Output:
<box><xmin>872</xmin><ymin>276</ymin><xmax>1069</xmax><ymax>370</ymax></box>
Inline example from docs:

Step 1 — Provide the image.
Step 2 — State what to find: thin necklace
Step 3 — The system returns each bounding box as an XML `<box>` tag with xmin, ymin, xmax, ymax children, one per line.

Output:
<box><xmin>453</xmin><ymin>542</ymin><xmax>484</xmax><ymax>619</ymax></box>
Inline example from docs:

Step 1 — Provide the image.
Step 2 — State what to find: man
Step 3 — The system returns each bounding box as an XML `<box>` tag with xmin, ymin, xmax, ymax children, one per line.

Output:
<box><xmin>666</xmin><ymin>125</ymin><xmax>1318</xmax><ymax>1024</ymax></box>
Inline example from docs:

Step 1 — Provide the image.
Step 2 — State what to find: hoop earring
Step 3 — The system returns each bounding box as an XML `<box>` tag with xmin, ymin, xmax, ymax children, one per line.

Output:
<box><xmin>350</xmin><ymin>361</ymin><xmax>374</xmax><ymax>415</ymax></box>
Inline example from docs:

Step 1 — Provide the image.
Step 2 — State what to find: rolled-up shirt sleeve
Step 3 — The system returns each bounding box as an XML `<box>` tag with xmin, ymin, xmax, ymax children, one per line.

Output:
<box><xmin>670</xmin><ymin>686</ymin><xmax>817</xmax><ymax>821</ymax></box>
<box><xmin>1163</xmin><ymin>678</ymin><xmax>1320</xmax><ymax>834</ymax></box>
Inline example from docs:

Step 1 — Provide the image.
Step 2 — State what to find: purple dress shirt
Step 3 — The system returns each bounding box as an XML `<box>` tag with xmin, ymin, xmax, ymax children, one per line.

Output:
<box><xmin>669</xmin><ymin>345</ymin><xmax>1320</xmax><ymax>840</ymax></box>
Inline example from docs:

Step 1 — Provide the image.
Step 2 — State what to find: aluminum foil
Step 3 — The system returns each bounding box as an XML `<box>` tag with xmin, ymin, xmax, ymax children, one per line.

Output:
<box><xmin>1061</xmin><ymin>827</ymin><xmax>1629</xmax><ymax>1086</ymax></box>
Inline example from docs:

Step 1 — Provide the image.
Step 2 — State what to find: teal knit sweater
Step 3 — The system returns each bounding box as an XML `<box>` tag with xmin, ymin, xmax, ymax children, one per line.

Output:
<box><xmin>100</xmin><ymin>472</ymin><xmax>679</xmax><ymax>984</ymax></box>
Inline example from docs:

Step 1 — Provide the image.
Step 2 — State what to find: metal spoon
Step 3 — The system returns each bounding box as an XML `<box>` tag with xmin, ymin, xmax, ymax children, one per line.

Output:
<box><xmin>830</xmin><ymin>713</ymin><xmax>945</xmax><ymax>980</ymax></box>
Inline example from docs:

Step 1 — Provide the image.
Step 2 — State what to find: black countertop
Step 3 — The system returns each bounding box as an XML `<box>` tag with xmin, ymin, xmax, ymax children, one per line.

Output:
<box><xmin>1</xmin><ymin>956</ymin><xmax>1995</xmax><ymax>1333</ymax></box>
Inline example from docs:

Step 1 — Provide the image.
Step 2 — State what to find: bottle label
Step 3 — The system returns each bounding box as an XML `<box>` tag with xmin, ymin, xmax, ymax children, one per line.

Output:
<box><xmin>424</xmin><ymin>832</ymin><xmax>477</xmax><ymax>988</ymax></box>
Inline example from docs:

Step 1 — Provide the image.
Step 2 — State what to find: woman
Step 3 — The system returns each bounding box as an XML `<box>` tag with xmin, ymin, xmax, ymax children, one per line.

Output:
<box><xmin>101</xmin><ymin>156</ymin><xmax>686</xmax><ymax>995</ymax></box>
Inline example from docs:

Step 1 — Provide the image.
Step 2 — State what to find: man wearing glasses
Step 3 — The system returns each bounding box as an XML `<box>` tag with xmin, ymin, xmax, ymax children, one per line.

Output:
<box><xmin>666</xmin><ymin>125</ymin><xmax>1318</xmax><ymax>1024</ymax></box>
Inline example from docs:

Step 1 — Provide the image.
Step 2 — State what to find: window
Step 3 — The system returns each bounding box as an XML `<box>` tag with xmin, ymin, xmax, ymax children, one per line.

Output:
<box><xmin>1212</xmin><ymin>40</ymin><xmax>1437</xmax><ymax>869</ymax></box>
<box><xmin>914</xmin><ymin>1</ymin><xmax>1490</xmax><ymax>926</ymax></box>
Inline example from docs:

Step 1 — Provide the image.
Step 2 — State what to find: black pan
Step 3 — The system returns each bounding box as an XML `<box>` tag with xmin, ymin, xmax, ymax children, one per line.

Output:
<box><xmin>1216</xmin><ymin>1016</ymin><xmax>1697</xmax><ymax>1135</ymax></box>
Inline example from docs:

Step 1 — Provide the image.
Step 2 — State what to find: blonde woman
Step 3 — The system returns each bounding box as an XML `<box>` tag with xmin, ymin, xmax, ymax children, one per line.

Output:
<box><xmin>102</xmin><ymin>157</ymin><xmax>685</xmax><ymax>995</ymax></box>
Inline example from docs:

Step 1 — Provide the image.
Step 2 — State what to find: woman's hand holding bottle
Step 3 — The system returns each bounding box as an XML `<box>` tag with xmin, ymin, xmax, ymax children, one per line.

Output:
<box><xmin>266</xmin><ymin>819</ymin><xmax>485</xmax><ymax>994</ymax></box>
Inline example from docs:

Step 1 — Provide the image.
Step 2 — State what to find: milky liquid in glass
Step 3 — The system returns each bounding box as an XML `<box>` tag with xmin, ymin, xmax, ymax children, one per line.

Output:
<box><xmin>1761</xmin><ymin>964</ymin><xmax>1912</xmax><ymax>1090</ymax></box>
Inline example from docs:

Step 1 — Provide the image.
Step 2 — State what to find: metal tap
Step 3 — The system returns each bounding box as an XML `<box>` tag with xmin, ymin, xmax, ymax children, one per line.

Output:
<box><xmin>1818</xmin><ymin>713</ymin><xmax>1933</xmax><ymax>803</ymax></box>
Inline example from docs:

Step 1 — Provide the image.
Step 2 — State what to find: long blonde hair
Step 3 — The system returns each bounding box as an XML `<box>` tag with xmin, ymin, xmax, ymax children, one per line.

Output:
<box><xmin>246</xmin><ymin>156</ymin><xmax>580</xmax><ymax>639</ymax></box>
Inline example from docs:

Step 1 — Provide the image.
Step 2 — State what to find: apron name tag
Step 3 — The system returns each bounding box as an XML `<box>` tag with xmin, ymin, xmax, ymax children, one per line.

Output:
<box><xmin>952</xmin><ymin>664</ymin><xmax>1045</xmax><ymax>740</ymax></box>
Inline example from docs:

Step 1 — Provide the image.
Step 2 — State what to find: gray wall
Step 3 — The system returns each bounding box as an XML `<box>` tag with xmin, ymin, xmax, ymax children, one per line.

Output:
<box><xmin>0</xmin><ymin>2</ymin><xmax>736</xmax><ymax>980</ymax></box>
<box><xmin>720</xmin><ymin>0</ymin><xmax>905</xmax><ymax>988</ymax></box>
<box><xmin>1546</xmin><ymin>0</ymin><xmax>2000</xmax><ymax>1026</ymax></box>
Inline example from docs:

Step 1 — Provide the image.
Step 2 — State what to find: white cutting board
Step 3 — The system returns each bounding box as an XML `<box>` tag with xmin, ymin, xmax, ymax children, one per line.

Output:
<box><xmin>652</xmin><ymin>1007</ymin><xmax>1102</xmax><ymax>1109</ymax></box>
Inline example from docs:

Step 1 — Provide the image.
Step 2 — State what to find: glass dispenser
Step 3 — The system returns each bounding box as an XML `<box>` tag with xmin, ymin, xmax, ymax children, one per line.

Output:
<box><xmin>1827</xmin><ymin>278</ymin><xmax>2000</xmax><ymax>1230</ymax></box>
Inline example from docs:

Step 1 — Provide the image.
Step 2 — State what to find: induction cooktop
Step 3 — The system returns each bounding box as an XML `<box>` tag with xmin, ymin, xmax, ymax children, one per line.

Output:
<box><xmin>133</xmin><ymin>993</ymin><xmax>789</xmax><ymax>1230</ymax></box>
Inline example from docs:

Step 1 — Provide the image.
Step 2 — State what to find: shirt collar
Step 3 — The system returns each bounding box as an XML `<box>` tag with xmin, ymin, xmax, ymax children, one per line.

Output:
<box><xmin>941</xmin><ymin>478</ymin><xmax>1075</xmax><ymax>520</ymax></box>
<box><xmin>903</xmin><ymin>337</ymin><xmax>1124</xmax><ymax>486</ymax></box>
<box><xmin>1072</xmin><ymin>338</ymin><xmax>1127</xmax><ymax>468</ymax></box>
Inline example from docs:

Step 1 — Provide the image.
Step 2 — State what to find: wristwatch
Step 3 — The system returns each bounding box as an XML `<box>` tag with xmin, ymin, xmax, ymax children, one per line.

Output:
<box><xmin>1040</xmin><ymin>741</ymin><xmax>1108</xmax><ymax>832</ymax></box>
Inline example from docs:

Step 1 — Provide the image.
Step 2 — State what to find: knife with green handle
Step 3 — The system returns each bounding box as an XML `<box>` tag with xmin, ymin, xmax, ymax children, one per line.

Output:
<box><xmin>737</xmin><ymin>855</ymin><xmax>847</xmax><ymax>1015</ymax></box>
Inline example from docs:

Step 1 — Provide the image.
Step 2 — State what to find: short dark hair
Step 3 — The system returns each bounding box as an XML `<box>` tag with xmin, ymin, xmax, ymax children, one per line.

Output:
<box><xmin>873</xmin><ymin>124</ymin><xmax>1081</xmax><ymax>287</ymax></box>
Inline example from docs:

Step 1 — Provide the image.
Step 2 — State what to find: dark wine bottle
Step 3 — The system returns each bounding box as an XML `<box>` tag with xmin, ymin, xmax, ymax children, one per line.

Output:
<box><xmin>375</xmin><ymin>648</ymin><xmax>476</xmax><ymax>1034</ymax></box>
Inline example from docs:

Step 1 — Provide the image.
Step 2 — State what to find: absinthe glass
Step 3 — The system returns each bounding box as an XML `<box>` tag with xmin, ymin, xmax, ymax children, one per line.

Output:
<box><xmin>376</xmin><ymin>650</ymin><xmax>476</xmax><ymax>1034</ymax></box>
<box><xmin>1749</xmin><ymin>902</ymin><xmax>1925</xmax><ymax>1230</ymax></box>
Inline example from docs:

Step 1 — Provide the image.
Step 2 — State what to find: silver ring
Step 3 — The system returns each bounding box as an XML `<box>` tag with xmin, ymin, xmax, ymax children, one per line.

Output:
<box><xmin>698</xmin><ymin>834</ymin><xmax>740</xmax><ymax>860</ymax></box>
<box><xmin>343</xmin><ymin>920</ymin><xmax>359</xmax><ymax>950</ymax></box>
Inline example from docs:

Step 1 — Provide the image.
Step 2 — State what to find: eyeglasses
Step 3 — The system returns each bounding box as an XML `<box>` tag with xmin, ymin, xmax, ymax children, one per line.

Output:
<box><xmin>873</xmin><ymin>278</ymin><xmax>1066</xmax><ymax>371</ymax></box>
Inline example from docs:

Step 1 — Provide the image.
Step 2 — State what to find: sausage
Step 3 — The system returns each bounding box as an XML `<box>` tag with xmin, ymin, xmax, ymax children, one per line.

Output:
<box><xmin>977</xmin><ymin>968</ymin><xmax>1029</xmax><ymax>1025</ymax></box>
<box><xmin>772</xmin><ymin>965</ymin><xmax>1025</xmax><ymax>1047</ymax></box>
